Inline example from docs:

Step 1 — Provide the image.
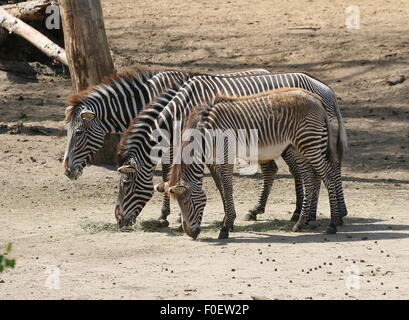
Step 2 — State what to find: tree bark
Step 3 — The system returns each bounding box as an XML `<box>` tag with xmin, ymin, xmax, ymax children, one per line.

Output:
<box><xmin>59</xmin><ymin>0</ymin><xmax>118</xmax><ymax>165</ymax></box>
<box><xmin>1</xmin><ymin>0</ymin><xmax>53</xmax><ymax>21</ymax></box>
<box><xmin>0</xmin><ymin>24</ymin><xmax>7</xmax><ymax>44</ymax></box>
<box><xmin>0</xmin><ymin>7</ymin><xmax>68</xmax><ymax>65</ymax></box>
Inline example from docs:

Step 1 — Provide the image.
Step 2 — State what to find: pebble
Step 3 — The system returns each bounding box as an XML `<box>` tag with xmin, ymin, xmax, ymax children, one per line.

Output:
<box><xmin>387</xmin><ymin>74</ymin><xmax>405</xmax><ymax>86</ymax></box>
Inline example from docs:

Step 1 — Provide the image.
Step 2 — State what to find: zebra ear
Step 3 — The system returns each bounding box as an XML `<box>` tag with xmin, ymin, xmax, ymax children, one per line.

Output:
<box><xmin>169</xmin><ymin>185</ymin><xmax>187</xmax><ymax>195</ymax></box>
<box><xmin>117</xmin><ymin>165</ymin><xmax>137</xmax><ymax>173</ymax></box>
<box><xmin>80</xmin><ymin>110</ymin><xmax>96</xmax><ymax>120</ymax></box>
<box><xmin>154</xmin><ymin>182</ymin><xmax>169</xmax><ymax>193</ymax></box>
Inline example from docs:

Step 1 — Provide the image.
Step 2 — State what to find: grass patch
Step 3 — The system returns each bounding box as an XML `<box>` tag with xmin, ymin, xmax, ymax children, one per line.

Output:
<box><xmin>80</xmin><ymin>219</ymin><xmax>181</xmax><ymax>235</ymax></box>
<box><xmin>80</xmin><ymin>221</ymin><xmax>129</xmax><ymax>234</ymax></box>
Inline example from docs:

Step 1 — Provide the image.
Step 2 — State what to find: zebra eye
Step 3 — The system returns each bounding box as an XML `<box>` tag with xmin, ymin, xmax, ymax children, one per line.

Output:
<box><xmin>121</xmin><ymin>173</ymin><xmax>134</xmax><ymax>183</ymax></box>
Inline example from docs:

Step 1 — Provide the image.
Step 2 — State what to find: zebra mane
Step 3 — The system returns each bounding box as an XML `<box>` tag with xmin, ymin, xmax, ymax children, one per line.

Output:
<box><xmin>64</xmin><ymin>65</ymin><xmax>192</xmax><ymax>122</ymax></box>
<box><xmin>116</xmin><ymin>85</ymin><xmax>182</xmax><ymax>166</ymax></box>
<box><xmin>168</xmin><ymin>106</ymin><xmax>209</xmax><ymax>188</ymax></box>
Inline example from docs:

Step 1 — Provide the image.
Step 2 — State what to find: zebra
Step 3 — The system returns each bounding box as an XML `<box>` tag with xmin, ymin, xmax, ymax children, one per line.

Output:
<box><xmin>63</xmin><ymin>66</ymin><xmax>273</xmax><ymax>226</ymax></box>
<box><xmin>157</xmin><ymin>88</ymin><xmax>344</xmax><ymax>239</ymax></box>
<box><xmin>115</xmin><ymin>72</ymin><xmax>347</xmax><ymax>228</ymax></box>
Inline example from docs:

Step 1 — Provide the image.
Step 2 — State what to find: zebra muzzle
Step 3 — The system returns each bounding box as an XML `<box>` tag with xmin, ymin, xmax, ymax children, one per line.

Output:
<box><xmin>115</xmin><ymin>205</ymin><xmax>124</xmax><ymax>228</ymax></box>
<box><xmin>182</xmin><ymin>221</ymin><xmax>200</xmax><ymax>239</ymax></box>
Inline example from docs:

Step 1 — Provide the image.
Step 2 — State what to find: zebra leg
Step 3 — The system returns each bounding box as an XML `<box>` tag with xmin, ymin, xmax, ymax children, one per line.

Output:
<box><xmin>309</xmin><ymin>157</ymin><xmax>340</xmax><ymax>234</ymax></box>
<box><xmin>208</xmin><ymin>164</ymin><xmax>225</xmax><ymax>202</ymax></box>
<box><xmin>333</xmin><ymin>161</ymin><xmax>348</xmax><ymax>221</ymax></box>
<box><xmin>218</xmin><ymin>164</ymin><xmax>236</xmax><ymax>239</ymax></box>
<box><xmin>307</xmin><ymin>173</ymin><xmax>321</xmax><ymax>221</ymax></box>
<box><xmin>244</xmin><ymin>160</ymin><xmax>278</xmax><ymax>221</ymax></box>
<box><xmin>208</xmin><ymin>164</ymin><xmax>231</xmax><ymax>229</ymax></box>
<box><xmin>158</xmin><ymin>163</ymin><xmax>171</xmax><ymax>227</ymax></box>
<box><xmin>281</xmin><ymin>147</ymin><xmax>305</xmax><ymax>222</ymax></box>
<box><xmin>292</xmin><ymin>158</ymin><xmax>315</xmax><ymax>232</ymax></box>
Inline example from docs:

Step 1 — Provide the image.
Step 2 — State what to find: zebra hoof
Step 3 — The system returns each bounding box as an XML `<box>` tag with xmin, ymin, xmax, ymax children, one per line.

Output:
<box><xmin>249</xmin><ymin>207</ymin><xmax>264</xmax><ymax>215</ymax></box>
<box><xmin>335</xmin><ymin>218</ymin><xmax>344</xmax><ymax>226</ymax></box>
<box><xmin>158</xmin><ymin>219</ymin><xmax>169</xmax><ymax>227</ymax></box>
<box><xmin>326</xmin><ymin>224</ymin><xmax>337</xmax><ymax>234</ymax></box>
<box><xmin>218</xmin><ymin>228</ymin><xmax>229</xmax><ymax>239</ymax></box>
<box><xmin>290</xmin><ymin>212</ymin><xmax>301</xmax><ymax>222</ymax></box>
<box><xmin>292</xmin><ymin>223</ymin><xmax>303</xmax><ymax>232</ymax></box>
<box><xmin>243</xmin><ymin>213</ymin><xmax>257</xmax><ymax>221</ymax></box>
<box><xmin>176</xmin><ymin>224</ymin><xmax>183</xmax><ymax>232</ymax></box>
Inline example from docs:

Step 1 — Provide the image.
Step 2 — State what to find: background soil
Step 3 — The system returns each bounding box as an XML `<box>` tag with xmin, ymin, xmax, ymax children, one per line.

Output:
<box><xmin>1</xmin><ymin>0</ymin><xmax>409</xmax><ymax>299</ymax></box>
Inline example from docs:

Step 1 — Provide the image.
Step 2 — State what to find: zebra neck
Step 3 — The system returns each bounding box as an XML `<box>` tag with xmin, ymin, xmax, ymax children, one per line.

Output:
<box><xmin>87</xmin><ymin>69</ymin><xmax>189</xmax><ymax>134</ymax></box>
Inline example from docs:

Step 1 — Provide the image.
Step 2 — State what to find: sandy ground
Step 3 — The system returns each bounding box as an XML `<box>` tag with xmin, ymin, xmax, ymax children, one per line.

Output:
<box><xmin>1</xmin><ymin>0</ymin><xmax>409</xmax><ymax>299</ymax></box>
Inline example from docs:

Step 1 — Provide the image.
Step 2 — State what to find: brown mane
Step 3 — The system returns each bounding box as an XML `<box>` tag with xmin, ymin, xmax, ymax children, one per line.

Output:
<box><xmin>64</xmin><ymin>65</ymin><xmax>195</xmax><ymax>122</ymax></box>
<box><xmin>63</xmin><ymin>67</ymin><xmax>277</xmax><ymax>122</ymax></box>
<box><xmin>65</xmin><ymin>66</ymin><xmax>145</xmax><ymax>121</ymax></box>
<box><xmin>213</xmin><ymin>87</ymin><xmax>323</xmax><ymax>104</ymax></box>
<box><xmin>116</xmin><ymin>103</ymin><xmax>153</xmax><ymax>166</ymax></box>
<box><xmin>168</xmin><ymin>106</ymin><xmax>205</xmax><ymax>188</ymax></box>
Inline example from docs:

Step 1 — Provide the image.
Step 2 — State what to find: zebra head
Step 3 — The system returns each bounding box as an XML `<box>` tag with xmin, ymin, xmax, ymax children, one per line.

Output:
<box><xmin>115</xmin><ymin>158</ymin><xmax>155</xmax><ymax>228</ymax></box>
<box><xmin>64</xmin><ymin>106</ymin><xmax>106</xmax><ymax>180</ymax></box>
<box><xmin>155</xmin><ymin>181</ymin><xmax>207</xmax><ymax>239</ymax></box>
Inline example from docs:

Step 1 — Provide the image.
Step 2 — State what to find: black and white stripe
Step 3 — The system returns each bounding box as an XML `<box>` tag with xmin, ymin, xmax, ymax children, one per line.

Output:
<box><xmin>165</xmin><ymin>89</ymin><xmax>344</xmax><ymax>239</ymax></box>
<box><xmin>63</xmin><ymin>68</ymin><xmax>271</xmax><ymax>225</ymax></box>
<box><xmin>116</xmin><ymin>72</ymin><xmax>347</xmax><ymax>227</ymax></box>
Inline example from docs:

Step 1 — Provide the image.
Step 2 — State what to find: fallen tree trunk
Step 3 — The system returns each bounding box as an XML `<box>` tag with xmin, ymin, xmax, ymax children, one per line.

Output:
<box><xmin>0</xmin><ymin>7</ymin><xmax>67</xmax><ymax>65</ymax></box>
<box><xmin>1</xmin><ymin>0</ymin><xmax>54</xmax><ymax>21</ymax></box>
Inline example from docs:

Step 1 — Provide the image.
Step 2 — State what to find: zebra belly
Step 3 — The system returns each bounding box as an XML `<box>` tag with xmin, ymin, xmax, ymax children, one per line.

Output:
<box><xmin>236</xmin><ymin>142</ymin><xmax>290</xmax><ymax>162</ymax></box>
<box><xmin>257</xmin><ymin>142</ymin><xmax>290</xmax><ymax>161</ymax></box>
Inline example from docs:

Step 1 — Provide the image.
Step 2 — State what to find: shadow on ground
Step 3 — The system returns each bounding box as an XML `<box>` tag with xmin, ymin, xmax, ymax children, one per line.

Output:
<box><xmin>80</xmin><ymin>216</ymin><xmax>409</xmax><ymax>245</ymax></box>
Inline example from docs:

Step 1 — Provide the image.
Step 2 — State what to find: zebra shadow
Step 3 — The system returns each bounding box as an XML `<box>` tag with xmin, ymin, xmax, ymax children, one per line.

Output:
<box><xmin>196</xmin><ymin>216</ymin><xmax>409</xmax><ymax>244</ymax></box>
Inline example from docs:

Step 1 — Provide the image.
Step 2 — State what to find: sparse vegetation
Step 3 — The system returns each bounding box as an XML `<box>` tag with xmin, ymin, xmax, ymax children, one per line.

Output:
<box><xmin>0</xmin><ymin>243</ymin><xmax>15</xmax><ymax>273</ymax></box>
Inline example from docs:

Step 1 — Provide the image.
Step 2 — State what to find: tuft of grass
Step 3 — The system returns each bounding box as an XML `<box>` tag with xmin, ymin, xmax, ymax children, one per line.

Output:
<box><xmin>80</xmin><ymin>219</ymin><xmax>175</xmax><ymax>234</ymax></box>
<box><xmin>80</xmin><ymin>221</ymin><xmax>121</xmax><ymax>234</ymax></box>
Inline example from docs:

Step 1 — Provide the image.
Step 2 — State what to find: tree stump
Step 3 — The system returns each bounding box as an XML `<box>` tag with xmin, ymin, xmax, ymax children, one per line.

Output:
<box><xmin>59</xmin><ymin>0</ymin><xmax>118</xmax><ymax>165</ymax></box>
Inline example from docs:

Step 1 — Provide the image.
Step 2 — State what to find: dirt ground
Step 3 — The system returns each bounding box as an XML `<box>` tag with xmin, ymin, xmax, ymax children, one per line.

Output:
<box><xmin>1</xmin><ymin>0</ymin><xmax>409</xmax><ymax>300</ymax></box>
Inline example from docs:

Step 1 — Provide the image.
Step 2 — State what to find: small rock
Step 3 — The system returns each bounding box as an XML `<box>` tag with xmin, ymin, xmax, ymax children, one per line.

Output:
<box><xmin>387</xmin><ymin>74</ymin><xmax>405</xmax><ymax>86</ymax></box>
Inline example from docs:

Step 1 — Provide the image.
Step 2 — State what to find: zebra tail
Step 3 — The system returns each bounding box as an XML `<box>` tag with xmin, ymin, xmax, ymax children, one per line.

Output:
<box><xmin>334</xmin><ymin>99</ymin><xmax>347</xmax><ymax>162</ymax></box>
<box><xmin>323</xmin><ymin>108</ymin><xmax>341</xmax><ymax>163</ymax></box>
